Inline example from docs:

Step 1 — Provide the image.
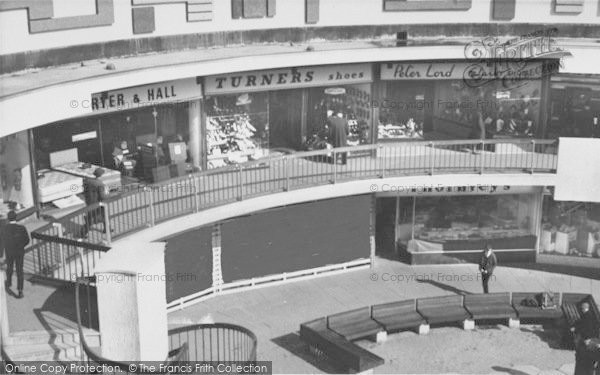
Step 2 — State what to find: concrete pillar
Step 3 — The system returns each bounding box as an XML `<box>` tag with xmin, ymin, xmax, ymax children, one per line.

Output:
<box><xmin>95</xmin><ymin>241</ymin><xmax>168</xmax><ymax>361</ymax></box>
<box><xmin>188</xmin><ymin>99</ymin><xmax>202</xmax><ymax>169</ymax></box>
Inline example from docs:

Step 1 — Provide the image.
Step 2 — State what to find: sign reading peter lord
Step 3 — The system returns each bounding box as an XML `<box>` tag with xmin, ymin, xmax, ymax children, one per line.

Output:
<box><xmin>91</xmin><ymin>78</ymin><xmax>202</xmax><ymax>114</ymax></box>
<box><xmin>380</xmin><ymin>62</ymin><xmax>548</xmax><ymax>81</ymax></box>
<box><xmin>204</xmin><ymin>64</ymin><xmax>373</xmax><ymax>95</ymax></box>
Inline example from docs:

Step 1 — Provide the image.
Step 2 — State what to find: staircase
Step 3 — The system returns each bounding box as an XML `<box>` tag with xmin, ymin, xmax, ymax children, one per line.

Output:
<box><xmin>2</xmin><ymin>328</ymin><xmax>100</xmax><ymax>363</ymax></box>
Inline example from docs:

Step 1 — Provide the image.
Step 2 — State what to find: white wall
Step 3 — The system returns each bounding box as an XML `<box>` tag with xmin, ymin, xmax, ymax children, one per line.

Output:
<box><xmin>0</xmin><ymin>0</ymin><xmax>598</xmax><ymax>55</ymax></box>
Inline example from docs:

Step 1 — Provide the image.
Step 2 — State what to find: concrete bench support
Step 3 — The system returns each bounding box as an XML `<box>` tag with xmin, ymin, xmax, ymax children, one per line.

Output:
<box><xmin>463</xmin><ymin>319</ymin><xmax>475</xmax><ymax>330</ymax></box>
<box><xmin>508</xmin><ymin>318</ymin><xmax>520</xmax><ymax>329</ymax></box>
<box><xmin>375</xmin><ymin>331</ymin><xmax>387</xmax><ymax>344</ymax></box>
<box><xmin>350</xmin><ymin>369</ymin><xmax>374</xmax><ymax>375</ymax></box>
<box><xmin>418</xmin><ymin>324</ymin><xmax>430</xmax><ymax>335</ymax></box>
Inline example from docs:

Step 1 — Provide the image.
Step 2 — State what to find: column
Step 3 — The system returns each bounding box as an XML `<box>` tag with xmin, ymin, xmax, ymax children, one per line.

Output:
<box><xmin>188</xmin><ymin>99</ymin><xmax>203</xmax><ymax>169</ymax></box>
<box><xmin>95</xmin><ymin>241</ymin><xmax>168</xmax><ymax>361</ymax></box>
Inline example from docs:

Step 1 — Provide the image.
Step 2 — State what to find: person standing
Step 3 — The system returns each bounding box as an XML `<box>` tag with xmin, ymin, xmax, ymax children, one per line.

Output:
<box><xmin>328</xmin><ymin>112</ymin><xmax>348</xmax><ymax>165</ymax></box>
<box><xmin>572</xmin><ymin>302</ymin><xmax>599</xmax><ymax>375</ymax></box>
<box><xmin>0</xmin><ymin>211</ymin><xmax>30</xmax><ymax>298</ymax></box>
<box><xmin>80</xmin><ymin>168</ymin><xmax>109</xmax><ymax>239</ymax></box>
<box><xmin>478</xmin><ymin>244</ymin><xmax>497</xmax><ymax>294</ymax></box>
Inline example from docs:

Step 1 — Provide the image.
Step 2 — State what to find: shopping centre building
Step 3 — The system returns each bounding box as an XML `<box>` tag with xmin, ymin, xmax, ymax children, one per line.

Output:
<box><xmin>0</xmin><ymin>0</ymin><xmax>599</xmax><ymax>370</ymax></box>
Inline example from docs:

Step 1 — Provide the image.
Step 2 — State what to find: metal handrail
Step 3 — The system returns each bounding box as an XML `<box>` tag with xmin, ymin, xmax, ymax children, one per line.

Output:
<box><xmin>75</xmin><ymin>275</ymin><xmax>189</xmax><ymax>374</ymax></box>
<box><xmin>168</xmin><ymin>323</ymin><xmax>258</xmax><ymax>362</ymax></box>
<box><xmin>30</xmin><ymin>138</ymin><xmax>558</xmax><ymax>276</ymax></box>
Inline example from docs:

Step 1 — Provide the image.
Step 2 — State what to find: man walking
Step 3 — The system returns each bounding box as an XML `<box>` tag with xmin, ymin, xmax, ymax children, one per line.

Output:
<box><xmin>0</xmin><ymin>211</ymin><xmax>30</xmax><ymax>298</ymax></box>
<box><xmin>478</xmin><ymin>243</ymin><xmax>497</xmax><ymax>294</ymax></box>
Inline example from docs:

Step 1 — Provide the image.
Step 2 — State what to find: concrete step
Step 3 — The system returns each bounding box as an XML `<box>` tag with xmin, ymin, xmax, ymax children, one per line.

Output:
<box><xmin>5</xmin><ymin>329</ymin><xmax>100</xmax><ymax>347</ymax></box>
<box><xmin>3</xmin><ymin>342</ymin><xmax>81</xmax><ymax>362</ymax></box>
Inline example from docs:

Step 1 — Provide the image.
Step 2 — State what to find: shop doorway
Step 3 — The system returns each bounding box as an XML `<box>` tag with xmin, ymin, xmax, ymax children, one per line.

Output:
<box><xmin>375</xmin><ymin>197</ymin><xmax>397</xmax><ymax>260</ymax></box>
<box><xmin>268</xmin><ymin>89</ymin><xmax>303</xmax><ymax>150</ymax></box>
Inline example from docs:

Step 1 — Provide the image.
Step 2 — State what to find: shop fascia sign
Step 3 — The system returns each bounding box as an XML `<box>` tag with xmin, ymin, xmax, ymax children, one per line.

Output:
<box><xmin>380</xmin><ymin>61</ymin><xmax>545</xmax><ymax>81</ymax></box>
<box><xmin>376</xmin><ymin>185</ymin><xmax>541</xmax><ymax>196</ymax></box>
<box><xmin>204</xmin><ymin>64</ymin><xmax>373</xmax><ymax>95</ymax></box>
<box><xmin>91</xmin><ymin>78</ymin><xmax>202</xmax><ymax>113</ymax></box>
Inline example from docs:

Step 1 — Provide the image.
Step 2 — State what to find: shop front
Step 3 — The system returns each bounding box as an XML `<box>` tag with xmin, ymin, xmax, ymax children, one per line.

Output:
<box><xmin>539</xmin><ymin>197</ymin><xmax>600</xmax><ymax>258</ymax></box>
<box><xmin>31</xmin><ymin>78</ymin><xmax>203</xmax><ymax>211</ymax></box>
<box><xmin>548</xmin><ymin>74</ymin><xmax>600</xmax><ymax>139</ymax></box>
<box><xmin>203</xmin><ymin>63</ymin><xmax>374</xmax><ymax>168</ymax></box>
<box><xmin>375</xmin><ymin>186</ymin><xmax>544</xmax><ymax>264</ymax></box>
<box><xmin>376</xmin><ymin>60</ymin><xmax>558</xmax><ymax>141</ymax></box>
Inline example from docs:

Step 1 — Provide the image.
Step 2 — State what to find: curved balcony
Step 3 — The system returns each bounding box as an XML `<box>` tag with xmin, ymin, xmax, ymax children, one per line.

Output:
<box><xmin>29</xmin><ymin>138</ymin><xmax>558</xmax><ymax>283</ymax></box>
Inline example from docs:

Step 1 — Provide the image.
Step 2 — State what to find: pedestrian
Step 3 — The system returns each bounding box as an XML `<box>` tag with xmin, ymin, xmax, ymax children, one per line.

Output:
<box><xmin>328</xmin><ymin>112</ymin><xmax>348</xmax><ymax>165</ymax></box>
<box><xmin>478</xmin><ymin>243</ymin><xmax>497</xmax><ymax>294</ymax></box>
<box><xmin>573</xmin><ymin>302</ymin><xmax>598</xmax><ymax>375</ymax></box>
<box><xmin>80</xmin><ymin>168</ymin><xmax>110</xmax><ymax>239</ymax></box>
<box><xmin>572</xmin><ymin>302</ymin><xmax>599</xmax><ymax>341</ymax></box>
<box><xmin>0</xmin><ymin>210</ymin><xmax>30</xmax><ymax>299</ymax></box>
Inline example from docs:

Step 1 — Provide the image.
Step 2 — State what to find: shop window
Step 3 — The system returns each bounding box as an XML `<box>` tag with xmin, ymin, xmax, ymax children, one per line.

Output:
<box><xmin>206</xmin><ymin>93</ymin><xmax>270</xmax><ymax>169</ymax></box>
<box><xmin>547</xmin><ymin>86</ymin><xmax>600</xmax><ymax>138</ymax></box>
<box><xmin>305</xmin><ymin>84</ymin><xmax>373</xmax><ymax>151</ymax></box>
<box><xmin>410</xmin><ymin>194</ymin><xmax>535</xmax><ymax>244</ymax></box>
<box><xmin>432</xmin><ymin>79</ymin><xmax>541</xmax><ymax>140</ymax></box>
<box><xmin>378</xmin><ymin>82</ymin><xmax>430</xmax><ymax>140</ymax></box>
<box><xmin>540</xmin><ymin>198</ymin><xmax>600</xmax><ymax>258</ymax></box>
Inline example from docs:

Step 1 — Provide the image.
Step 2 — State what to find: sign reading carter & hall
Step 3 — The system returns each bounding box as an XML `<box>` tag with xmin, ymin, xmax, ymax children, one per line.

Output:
<box><xmin>204</xmin><ymin>64</ymin><xmax>373</xmax><ymax>95</ymax></box>
<box><xmin>91</xmin><ymin>78</ymin><xmax>202</xmax><ymax>113</ymax></box>
<box><xmin>380</xmin><ymin>62</ymin><xmax>546</xmax><ymax>81</ymax></box>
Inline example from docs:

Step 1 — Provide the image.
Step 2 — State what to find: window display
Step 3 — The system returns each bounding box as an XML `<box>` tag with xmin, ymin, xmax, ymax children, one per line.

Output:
<box><xmin>378</xmin><ymin>82</ymin><xmax>429</xmax><ymax>140</ymax></box>
<box><xmin>206</xmin><ymin>93</ymin><xmax>269</xmax><ymax>169</ymax></box>
<box><xmin>540</xmin><ymin>198</ymin><xmax>600</xmax><ymax>257</ymax></box>
<box><xmin>433</xmin><ymin>80</ymin><xmax>542</xmax><ymax>139</ymax></box>
<box><xmin>547</xmin><ymin>85</ymin><xmax>600</xmax><ymax>139</ymax></box>
<box><xmin>411</xmin><ymin>194</ymin><xmax>535</xmax><ymax>243</ymax></box>
<box><xmin>305</xmin><ymin>85</ymin><xmax>372</xmax><ymax>151</ymax></box>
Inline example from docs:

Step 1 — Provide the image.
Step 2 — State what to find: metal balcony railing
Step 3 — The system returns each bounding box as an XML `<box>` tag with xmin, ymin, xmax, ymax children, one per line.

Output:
<box><xmin>30</xmin><ymin>138</ymin><xmax>558</xmax><ymax>282</ymax></box>
<box><xmin>74</xmin><ymin>276</ymin><xmax>257</xmax><ymax>374</ymax></box>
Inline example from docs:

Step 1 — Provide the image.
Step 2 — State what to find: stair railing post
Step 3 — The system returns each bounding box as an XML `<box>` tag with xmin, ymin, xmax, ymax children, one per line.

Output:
<box><xmin>101</xmin><ymin>202</ymin><xmax>111</xmax><ymax>244</ymax></box>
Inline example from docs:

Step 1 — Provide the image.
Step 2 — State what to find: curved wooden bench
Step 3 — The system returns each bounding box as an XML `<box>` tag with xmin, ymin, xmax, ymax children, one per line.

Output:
<box><xmin>464</xmin><ymin>293</ymin><xmax>518</xmax><ymax>322</ymax></box>
<box><xmin>299</xmin><ymin>317</ymin><xmax>384</xmax><ymax>373</ymax></box>
<box><xmin>327</xmin><ymin>307</ymin><xmax>384</xmax><ymax>341</ymax></box>
<box><xmin>300</xmin><ymin>291</ymin><xmax>583</xmax><ymax>373</ymax></box>
<box><xmin>416</xmin><ymin>295</ymin><xmax>471</xmax><ymax>326</ymax></box>
<box><xmin>511</xmin><ymin>292</ymin><xmax>563</xmax><ymax>321</ymax></box>
<box><xmin>371</xmin><ymin>300</ymin><xmax>426</xmax><ymax>333</ymax></box>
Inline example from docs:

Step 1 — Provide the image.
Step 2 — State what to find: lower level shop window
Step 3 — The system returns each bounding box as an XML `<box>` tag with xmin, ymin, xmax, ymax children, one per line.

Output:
<box><xmin>541</xmin><ymin>198</ymin><xmax>600</xmax><ymax>257</ymax></box>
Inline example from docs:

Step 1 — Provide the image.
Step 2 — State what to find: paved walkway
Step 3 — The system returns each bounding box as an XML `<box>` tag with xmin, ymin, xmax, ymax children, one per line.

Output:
<box><xmin>168</xmin><ymin>258</ymin><xmax>600</xmax><ymax>374</ymax></box>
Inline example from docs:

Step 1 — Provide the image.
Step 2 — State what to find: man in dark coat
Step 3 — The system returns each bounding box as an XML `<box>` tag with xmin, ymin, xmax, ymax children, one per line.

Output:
<box><xmin>81</xmin><ymin>168</ymin><xmax>109</xmax><ymax>239</ymax></box>
<box><xmin>478</xmin><ymin>243</ymin><xmax>497</xmax><ymax>294</ymax></box>
<box><xmin>573</xmin><ymin>302</ymin><xmax>600</xmax><ymax>375</ymax></box>
<box><xmin>0</xmin><ymin>211</ymin><xmax>30</xmax><ymax>298</ymax></box>
<box><xmin>328</xmin><ymin>112</ymin><xmax>348</xmax><ymax>164</ymax></box>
